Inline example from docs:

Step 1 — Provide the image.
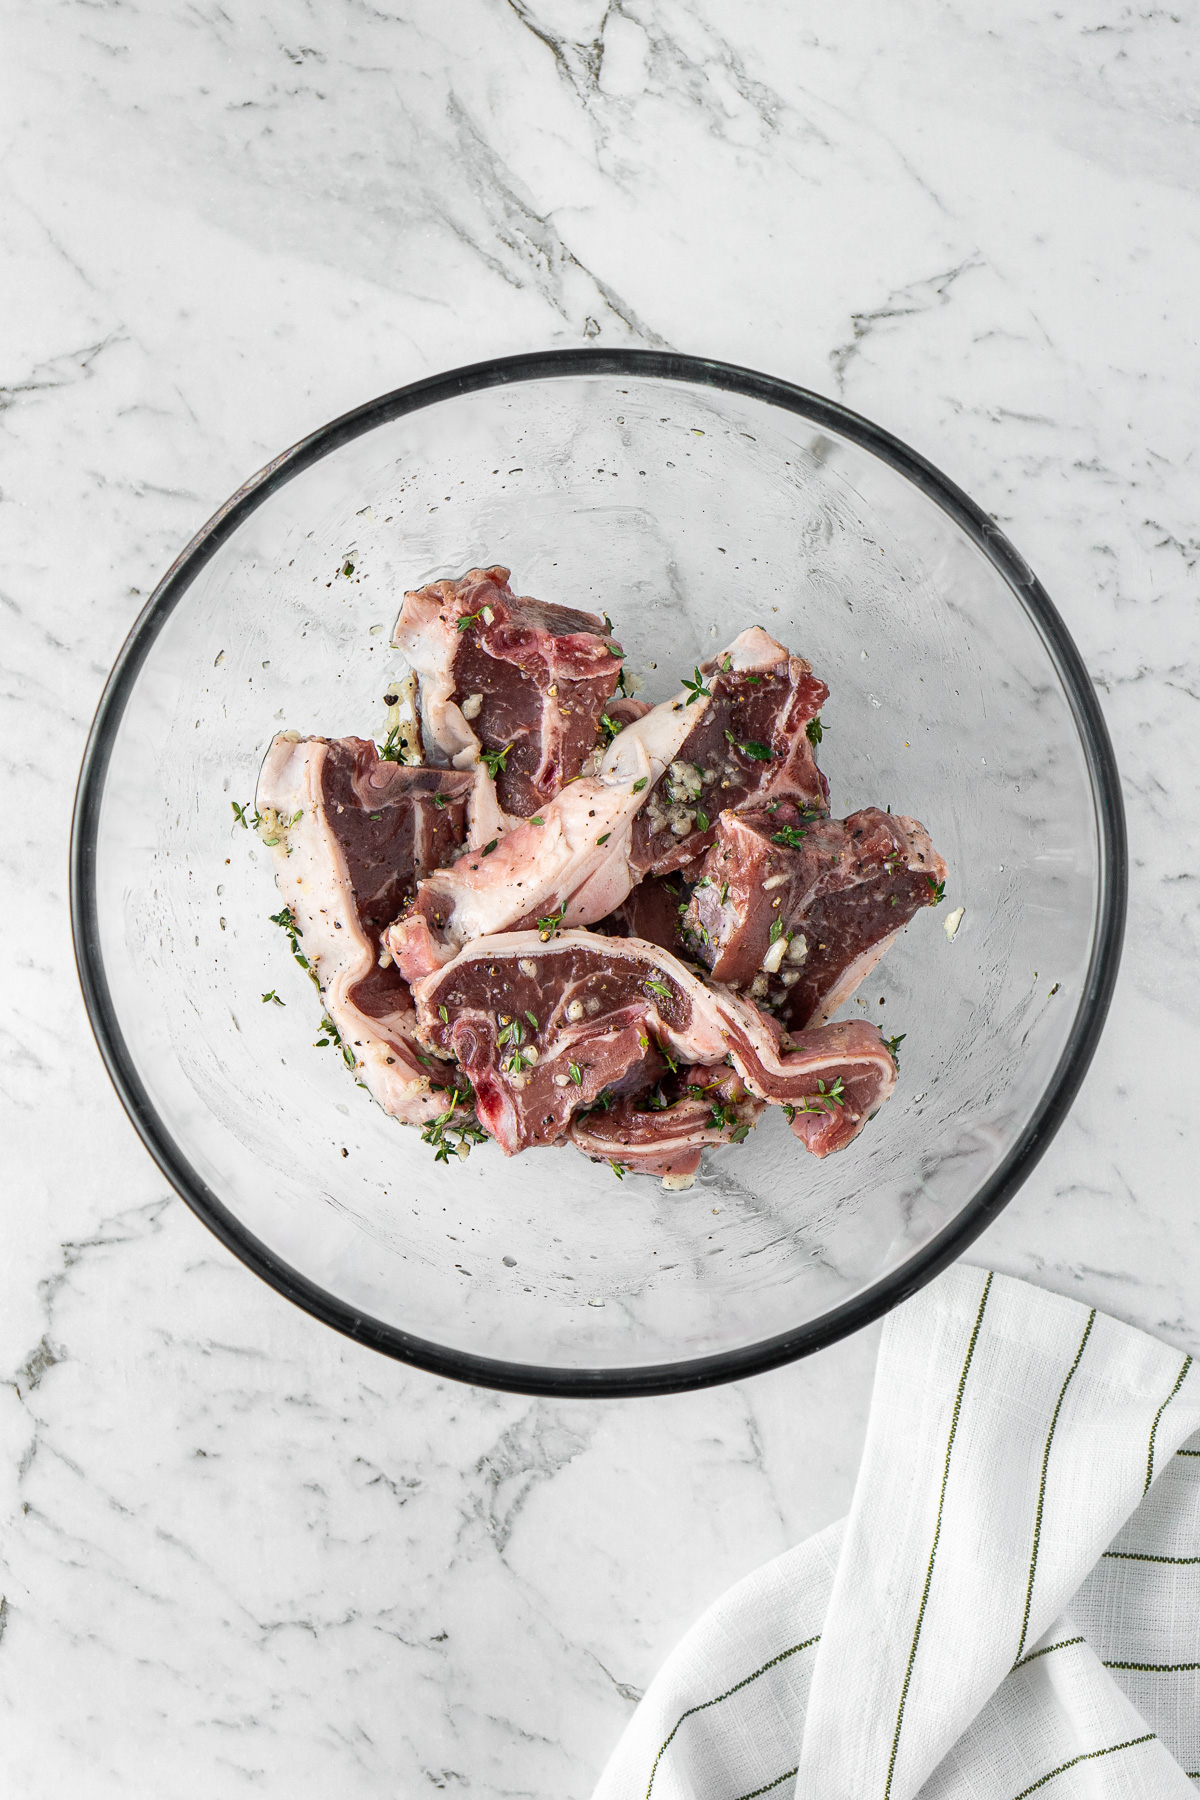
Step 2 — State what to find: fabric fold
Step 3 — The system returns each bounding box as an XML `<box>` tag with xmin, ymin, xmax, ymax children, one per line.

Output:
<box><xmin>795</xmin><ymin>1267</ymin><xmax>1200</xmax><ymax>1799</ymax></box>
<box><xmin>594</xmin><ymin>1266</ymin><xmax>1200</xmax><ymax>1800</ymax></box>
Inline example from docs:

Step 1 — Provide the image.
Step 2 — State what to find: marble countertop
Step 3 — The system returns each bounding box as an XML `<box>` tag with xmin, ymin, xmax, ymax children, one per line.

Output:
<box><xmin>4</xmin><ymin>3</ymin><xmax>1199</xmax><ymax>1793</ymax></box>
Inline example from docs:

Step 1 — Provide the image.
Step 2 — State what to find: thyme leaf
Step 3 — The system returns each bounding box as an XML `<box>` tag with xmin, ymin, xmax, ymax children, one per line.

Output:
<box><xmin>421</xmin><ymin>1086</ymin><xmax>488</xmax><ymax>1164</ymax></box>
<box><xmin>480</xmin><ymin>743</ymin><xmax>512</xmax><ymax>779</ymax></box>
<box><xmin>725</xmin><ymin>729</ymin><xmax>773</xmax><ymax>761</ymax></box>
<box><xmin>378</xmin><ymin>724</ymin><xmax>405</xmax><ymax>764</ymax></box>
<box><xmin>537</xmin><ymin>900</ymin><xmax>568</xmax><ymax>940</ymax></box>
<box><xmin>790</xmin><ymin>1076</ymin><xmax>847</xmax><ymax>1115</ymax></box>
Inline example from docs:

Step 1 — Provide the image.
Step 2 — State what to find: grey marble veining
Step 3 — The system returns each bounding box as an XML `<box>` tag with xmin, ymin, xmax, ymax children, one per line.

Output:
<box><xmin>3</xmin><ymin>2</ymin><xmax>1199</xmax><ymax>1793</ymax></box>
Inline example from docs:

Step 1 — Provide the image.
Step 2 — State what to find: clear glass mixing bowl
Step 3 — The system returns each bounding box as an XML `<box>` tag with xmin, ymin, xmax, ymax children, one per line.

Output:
<box><xmin>71</xmin><ymin>352</ymin><xmax>1125</xmax><ymax>1395</ymax></box>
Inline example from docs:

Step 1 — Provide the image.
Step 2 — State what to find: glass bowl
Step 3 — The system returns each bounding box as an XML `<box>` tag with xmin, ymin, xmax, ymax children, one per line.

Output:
<box><xmin>70</xmin><ymin>351</ymin><xmax>1126</xmax><ymax>1396</ymax></box>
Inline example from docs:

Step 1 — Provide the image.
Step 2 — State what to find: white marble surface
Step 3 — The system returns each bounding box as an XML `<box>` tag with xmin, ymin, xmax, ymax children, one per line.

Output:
<box><xmin>3</xmin><ymin>3</ymin><xmax>1199</xmax><ymax>1793</ymax></box>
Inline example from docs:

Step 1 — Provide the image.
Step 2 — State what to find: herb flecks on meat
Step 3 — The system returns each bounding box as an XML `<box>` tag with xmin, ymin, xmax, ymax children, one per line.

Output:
<box><xmin>392</xmin><ymin>566</ymin><xmax>624</xmax><ymax>818</ymax></box>
<box><xmin>411</xmin><ymin>930</ymin><xmax>897</xmax><ymax>1163</ymax></box>
<box><xmin>256</xmin><ymin>733</ymin><xmax>473</xmax><ymax>1124</ymax></box>
<box><xmin>682</xmin><ymin>804</ymin><xmax>947</xmax><ymax>1029</ymax></box>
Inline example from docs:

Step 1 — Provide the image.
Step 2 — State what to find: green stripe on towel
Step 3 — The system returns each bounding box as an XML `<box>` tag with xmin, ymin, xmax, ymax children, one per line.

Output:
<box><xmin>1146</xmin><ymin>1356</ymin><xmax>1194</xmax><ymax>1493</ymax></box>
<box><xmin>644</xmin><ymin>1635</ymin><xmax>820</xmax><ymax>1798</ymax></box>
<box><xmin>883</xmin><ymin>1271</ymin><xmax>993</xmax><ymax>1800</ymax></box>
<box><xmin>1015</xmin><ymin>1310</ymin><xmax>1096</xmax><ymax>1662</ymax></box>
<box><xmin>1010</xmin><ymin>1733</ymin><xmax>1155</xmax><ymax>1798</ymax></box>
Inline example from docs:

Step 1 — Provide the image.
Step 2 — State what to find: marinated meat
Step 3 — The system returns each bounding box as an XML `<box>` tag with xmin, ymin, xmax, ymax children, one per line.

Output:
<box><xmin>597</xmin><ymin>869</ymin><xmax>693</xmax><ymax>956</ymax></box>
<box><xmin>256</xmin><ymin>733</ymin><xmax>473</xmax><ymax>1123</ymax></box>
<box><xmin>683</xmin><ymin>803</ymin><xmax>946</xmax><ymax>1028</ymax></box>
<box><xmin>630</xmin><ymin>638</ymin><xmax>829</xmax><ymax>878</ymax></box>
<box><xmin>254</xmin><ymin>577</ymin><xmax>945</xmax><ymax>1182</ymax></box>
<box><xmin>385</xmin><ymin>628</ymin><xmax>791</xmax><ymax>984</ymax></box>
<box><xmin>569</xmin><ymin>1064</ymin><xmax>766</xmax><ymax>1183</ymax></box>
<box><xmin>412</xmin><ymin>931</ymin><xmax>896</xmax><ymax>1157</ymax></box>
<box><xmin>392</xmin><ymin>565</ymin><xmax>623</xmax><ymax>816</ymax></box>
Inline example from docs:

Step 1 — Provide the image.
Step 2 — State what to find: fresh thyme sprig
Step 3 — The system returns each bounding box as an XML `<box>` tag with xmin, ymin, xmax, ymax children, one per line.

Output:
<box><xmin>480</xmin><ymin>742</ymin><xmax>513</xmax><ymax>779</ymax></box>
<box><xmin>785</xmin><ymin>1076</ymin><xmax>847</xmax><ymax>1118</ymax></box>
<box><xmin>537</xmin><ymin>899</ymin><xmax>568</xmax><ymax>941</ymax></box>
<box><xmin>681</xmin><ymin>667</ymin><xmax>711</xmax><ymax>705</ymax></box>
<box><xmin>421</xmin><ymin>1086</ymin><xmax>488</xmax><ymax>1163</ymax></box>
<box><xmin>269</xmin><ymin>904</ymin><xmax>311</xmax><ymax>972</ymax></box>
<box><xmin>313</xmin><ymin>1010</ymin><xmax>356</xmax><ymax>1070</ymax></box>
<box><xmin>927</xmin><ymin>877</ymin><xmax>946</xmax><ymax>904</ymax></box>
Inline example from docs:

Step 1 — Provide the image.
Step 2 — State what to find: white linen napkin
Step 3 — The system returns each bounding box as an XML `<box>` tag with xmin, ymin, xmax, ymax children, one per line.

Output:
<box><xmin>594</xmin><ymin>1266</ymin><xmax>1200</xmax><ymax>1799</ymax></box>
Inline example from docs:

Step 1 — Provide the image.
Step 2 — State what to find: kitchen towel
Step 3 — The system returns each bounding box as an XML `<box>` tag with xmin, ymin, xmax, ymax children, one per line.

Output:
<box><xmin>594</xmin><ymin>1265</ymin><xmax>1200</xmax><ymax>1799</ymax></box>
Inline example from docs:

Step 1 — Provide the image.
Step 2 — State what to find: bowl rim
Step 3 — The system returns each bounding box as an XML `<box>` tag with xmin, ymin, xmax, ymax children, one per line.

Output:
<box><xmin>70</xmin><ymin>348</ymin><xmax>1127</xmax><ymax>1397</ymax></box>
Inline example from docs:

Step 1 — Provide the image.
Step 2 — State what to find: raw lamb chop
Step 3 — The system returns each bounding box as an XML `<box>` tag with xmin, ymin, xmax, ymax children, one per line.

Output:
<box><xmin>386</xmin><ymin>628</ymin><xmax>825</xmax><ymax>984</ymax></box>
<box><xmin>569</xmin><ymin>1065</ymin><xmax>766</xmax><ymax>1184</ymax></box>
<box><xmin>392</xmin><ymin>566</ymin><xmax>624</xmax><ymax>817</ymax></box>
<box><xmin>596</xmin><ymin>869</ymin><xmax>692</xmax><ymax>957</ymax></box>
<box><xmin>629</xmin><ymin>640</ymin><xmax>829</xmax><ymax>877</ymax></box>
<box><xmin>256</xmin><ymin>733</ymin><xmax>474</xmax><ymax>1124</ymax></box>
<box><xmin>683</xmin><ymin>803</ymin><xmax>946</xmax><ymax>1028</ymax></box>
<box><xmin>411</xmin><ymin>931</ymin><xmax>896</xmax><ymax>1159</ymax></box>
